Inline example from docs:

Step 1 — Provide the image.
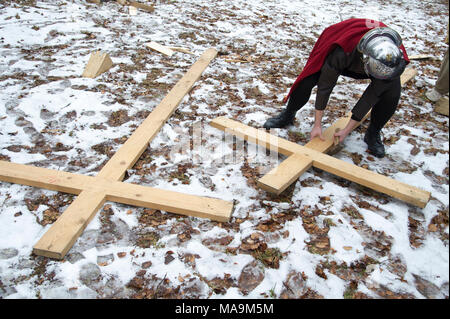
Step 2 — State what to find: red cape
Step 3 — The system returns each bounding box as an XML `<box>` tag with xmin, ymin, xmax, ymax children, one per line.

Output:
<box><xmin>284</xmin><ymin>18</ymin><xmax>409</xmax><ymax>102</ymax></box>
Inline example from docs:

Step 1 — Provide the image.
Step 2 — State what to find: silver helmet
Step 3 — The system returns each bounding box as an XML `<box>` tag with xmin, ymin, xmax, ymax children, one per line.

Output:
<box><xmin>357</xmin><ymin>27</ymin><xmax>406</xmax><ymax>80</ymax></box>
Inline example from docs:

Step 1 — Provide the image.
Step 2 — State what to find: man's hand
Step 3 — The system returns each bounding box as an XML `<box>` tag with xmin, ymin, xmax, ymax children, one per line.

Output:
<box><xmin>334</xmin><ymin>118</ymin><xmax>360</xmax><ymax>143</ymax></box>
<box><xmin>333</xmin><ymin>128</ymin><xmax>349</xmax><ymax>143</ymax></box>
<box><xmin>310</xmin><ymin>124</ymin><xmax>325</xmax><ymax>141</ymax></box>
<box><xmin>310</xmin><ymin>110</ymin><xmax>325</xmax><ymax>141</ymax></box>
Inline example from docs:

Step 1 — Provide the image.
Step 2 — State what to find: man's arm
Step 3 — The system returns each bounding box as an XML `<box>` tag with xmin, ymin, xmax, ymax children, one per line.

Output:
<box><xmin>311</xmin><ymin>108</ymin><xmax>359</xmax><ymax>142</ymax></box>
<box><xmin>350</xmin><ymin>78</ymin><xmax>394</xmax><ymax>122</ymax></box>
<box><xmin>315</xmin><ymin>47</ymin><xmax>348</xmax><ymax>110</ymax></box>
<box><xmin>335</xmin><ymin>118</ymin><xmax>360</xmax><ymax>142</ymax></box>
<box><xmin>311</xmin><ymin>47</ymin><xmax>348</xmax><ymax>140</ymax></box>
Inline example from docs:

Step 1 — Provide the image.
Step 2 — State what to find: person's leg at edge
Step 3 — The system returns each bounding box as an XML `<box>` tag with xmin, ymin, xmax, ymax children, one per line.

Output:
<box><xmin>435</xmin><ymin>48</ymin><xmax>449</xmax><ymax>95</ymax></box>
<box><xmin>426</xmin><ymin>48</ymin><xmax>449</xmax><ymax>101</ymax></box>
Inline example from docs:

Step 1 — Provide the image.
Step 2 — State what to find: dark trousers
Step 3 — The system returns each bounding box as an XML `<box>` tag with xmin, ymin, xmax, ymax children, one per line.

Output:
<box><xmin>286</xmin><ymin>72</ymin><xmax>401</xmax><ymax>131</ymax></box>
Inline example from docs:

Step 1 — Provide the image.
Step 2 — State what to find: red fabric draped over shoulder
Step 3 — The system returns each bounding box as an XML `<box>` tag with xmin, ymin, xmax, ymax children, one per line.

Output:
<box><xmin>283</xmin><ymin>18</ymin><xmax>409</xmax><ymax>102</ymax></box>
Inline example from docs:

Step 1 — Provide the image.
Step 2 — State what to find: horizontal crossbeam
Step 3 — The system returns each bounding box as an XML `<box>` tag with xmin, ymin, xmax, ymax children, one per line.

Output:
<box><xmin>0</xmin><ymin>161</ymin><xmax>233</xmax><ymax>259</ymax></box>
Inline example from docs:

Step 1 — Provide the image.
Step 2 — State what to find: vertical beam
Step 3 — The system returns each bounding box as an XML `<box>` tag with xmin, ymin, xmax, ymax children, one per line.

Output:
<box><xmin>257</xmin><ymin>153</ymin><xmax>313</xmax><ymax>194</ymax></box>
<box><xmin>97</xmin><ymin>48</ymin><xmax>218</xmax><ymax>181</ymax></box>
<box><xmin>33</xmin><ymin>192</ymin><xmax>107</xmax><ymax>260</ymax></box>
<box><xmin>0</xmin><ymin>160</ymin><xmax>234</xmax><ymax>225</ymax></box>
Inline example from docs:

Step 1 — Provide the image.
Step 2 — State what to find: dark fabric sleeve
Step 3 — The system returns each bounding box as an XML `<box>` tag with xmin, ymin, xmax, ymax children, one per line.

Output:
<box><xmin>314</xmin><ymin>47</ymin><xmax>348</xmax><ymax>110</ymax></box>
<box><xmin>350</xmin><ymin>78</ymin><xmax>396</xmax><ymax>122</ymax></box>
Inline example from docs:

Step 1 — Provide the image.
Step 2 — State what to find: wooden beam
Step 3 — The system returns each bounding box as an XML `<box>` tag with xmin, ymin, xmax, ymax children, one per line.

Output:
<box><xmin>2</xmin><ymin>159</ymin><xmax>232</xmax><ymax>260</ymax></box>
<box><xmin>146</xmin><ymin>41</ymin><xmax>175</xmax><ymax>57</ymax></box>
<box><xmin>33</xmin><ymin>191</ymin><xmax>107</xmax><ymax>260</ymax></box>
<box><xmin>129</xmin><ymin>1</ymin><xmax>155</xmax><ymax>13</ymax></box>
<box><xmin>257</xmin><ymin>153</ymin><xmax>312</xmax><ymax>194</ymax></box>
<box><xmin>29</xmin><ymin>48</ymin><xmax>219</xmax><ymax>259</ymax></box>
<box><xmin>400</xmin><ymin>67</ymin><xmax>419</xmax><ymax>84</ymax></box>
<box><xmin>97</xmin><ymin>48</ymin><xmax>218</xmax><ymax>181</ymax></box>
<box><xmin>170</xmin><ymin>47</ymin><xmax>195</xmax><ymax>55</ymax></box>
<box><xmin>257</xmin><ymin>113</ymin><xmax>360</xmax><ymax>194</ymax></box>
<box><xmin>103</xmin><ymin>180</ymin><xmax>233</xmax><ymax>222</ymax></box>
<box><xmin>129</xmin><ymin>5</ymin><xmax>138</xmax><ymax>15</ymax></box>
<box><xmin>115</xmin><ymin>1</ymin><xmax>155</xmax><ymax>13</ymax></box>
<box><xmin>258</xmin><ymin>68</ymin><xmax>418</xmax><ymax>194</ymax></box>
<box><xmin>0</xmin><ymin>160</ymin><xmax>91</xmax><ymax>195</ymax></box>
<box><xmin>82</xmin><ymin>51</ymin><xmax>113</xmax><ymax>79</ymax></box>
<box><xmin>210</xmin><ymin>116</ymin><xmax>431</xmax><ymax>208</ymax></box>
<box><xmin>409</xmin><ymin>54</ymin><xmax>434</xmax><ymax>60</ymax></box>
<box><xmin>0</xmin><ymin>161</ymin><xmax>233</xmax><ymax>223</ymax></box>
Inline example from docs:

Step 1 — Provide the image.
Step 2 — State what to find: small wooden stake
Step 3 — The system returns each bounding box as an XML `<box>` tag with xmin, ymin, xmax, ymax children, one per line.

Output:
<box><xmin>82</xmin><ymin>51</ymin><xmax>113</xmax><ymax>78</ymax></box>
<box><xmin>129</xmin><ymin>5</ymin><xmax>137</xmax><ymax>15</ymax></box>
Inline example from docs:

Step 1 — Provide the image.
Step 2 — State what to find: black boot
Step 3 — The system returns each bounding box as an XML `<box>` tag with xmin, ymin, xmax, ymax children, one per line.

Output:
<box><xmin>263</xmin><ymin>109</ymin><xmax>295</xmax><ymax>129</ymax></box>
<box><xmin>364</xmin><ymin>125</ymin><xmax>385</xmax><ymax>158</ymax></box>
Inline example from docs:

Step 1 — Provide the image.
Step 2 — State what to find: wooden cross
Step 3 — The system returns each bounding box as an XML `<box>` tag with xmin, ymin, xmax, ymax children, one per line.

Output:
<box><xmin>210</xmin><ymin>68</ymin><xmax>431</xmax><ymax>209</ymax></box>
<box><xmin>256</xmin><ymin>68</ymin><xmax>420</xmax><ymax>195</ymax></box>
<box><xmin>0</xmin><ymin>48</ymin><xmax>234</xmax><ymax>260</ymax></box>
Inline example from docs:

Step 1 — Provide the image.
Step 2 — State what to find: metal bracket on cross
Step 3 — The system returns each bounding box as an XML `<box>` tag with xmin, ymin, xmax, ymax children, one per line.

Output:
<box><xmin>0</xmin><ymin>48</ymin><xmax>234</xmax><ymax>260</ymax></box>
<box><xmin>209</xmin><ymin>68</ymin><xmax>431</xmax><ymax>209</ymax></box>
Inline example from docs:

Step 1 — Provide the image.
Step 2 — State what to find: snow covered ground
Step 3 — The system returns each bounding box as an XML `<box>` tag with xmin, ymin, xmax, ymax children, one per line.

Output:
<box><xmin>0</xmin><ymin>0</ymin><xmax>448</xmax><ymax>299</ymax></box>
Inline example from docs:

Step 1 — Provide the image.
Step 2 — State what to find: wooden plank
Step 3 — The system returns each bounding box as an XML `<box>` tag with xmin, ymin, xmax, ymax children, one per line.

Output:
<box><xmin>0</xmin><ymin>160</ymin><xmax>91</xmax><ymax>195</ymax></box>
<box><xmin>434</xmin><ymin>96</ymin><xmax>449</xmax><ymax>116</ymax></box>
<box><xmin>129</xmin><ymin>1</ymin><xmax>155</xmax><ymax>13</ymax></box>
<box><xmin>33</xmin><ymin>191</ymin><xmax>107</xmax><ymax>259</ymax></box>
<box><xmin>258</xmin><ymin>68</ymin><xmax>418</xmax><ymax>194</ymax></box>
<box><xmin>169</xmin><ymin>47</ymin><xmax>195</xmax><ymax>55</ymax></box>
<box><xmin>257</xmin><ymin>114</ymin><xmax>357</xmax><ymax>194</ymax></box>
<box><xmin>409</xmin><ymin>54</ymin><xmax>434</xmax><ymax>60</ymax></box>
<box><xmin>311</xmin><ymin>152</ymin><xmax>431</xmax><ymax>208</ymax></box>
<box><xmin>211</xmin><ymin>117</ymin><xmax>295</xmax><ymax>157</ymax></box>
<box><xmin>32</xmin><ymin>180</ymin><xmax>231</xmax><ymax>259</ymax></box>
<box><xmin>32</xmin><ymin>49</ymin><xmax>219</xmax><ymax>259</ymax></box>
<box><xmin>97</xmin><ymin>48</ymin><xmax>218</xmax><ymax>181</ymax></box>
<box><xmin>129</xmin><ymin>5</ymin><xmax>138</xmax><ymax>15</ymax></box>
<box><xmin>103</xmin><ymin>180</ymin><xmax>233</xmax><ymax>222</ymax></box>
<box><xmin>146</xmin><ymin>41</ymin><xmax>175</xmax><ymax>57</ymax></box>
<box><xmin>0</xmin><ymin>161</ymin><xmax>232</xmax><ymax>222</ymax></box>
<box><xmin>257</xmin><ymin>154</ymin><xmax>312</xmax><ymax>194</ymax></box>
<box><xmin>210</xmin><ymin>116</ymin><xmax>431</xmax><ymax>208</ymax></box>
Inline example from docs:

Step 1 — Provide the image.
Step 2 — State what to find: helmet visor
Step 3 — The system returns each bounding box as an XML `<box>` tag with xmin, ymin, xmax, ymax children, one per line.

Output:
<box><xmin>363</xmin><ymin>54</ymin><xmax>406</xmax><ymax>80</ymax></box>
